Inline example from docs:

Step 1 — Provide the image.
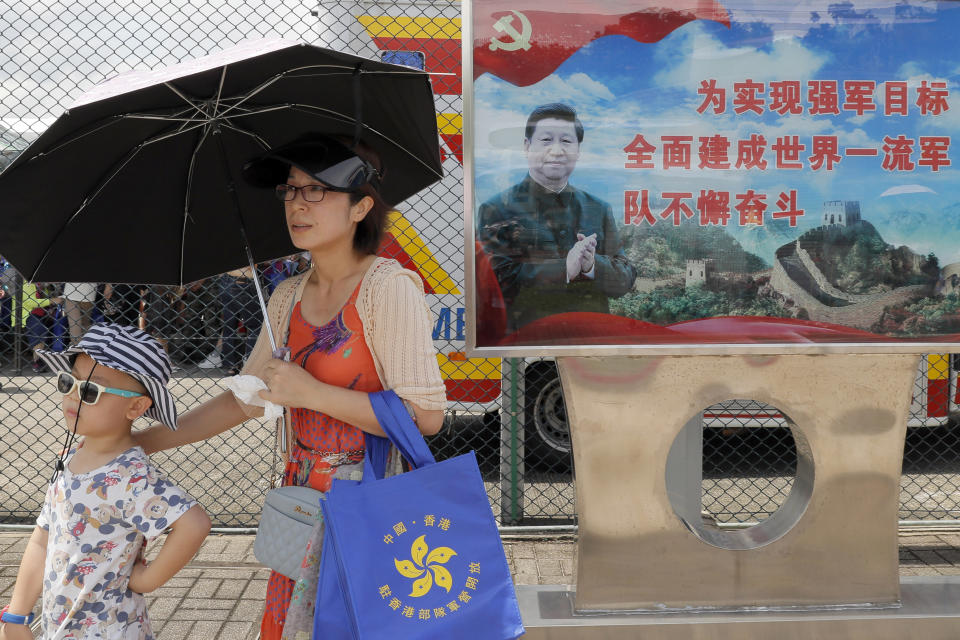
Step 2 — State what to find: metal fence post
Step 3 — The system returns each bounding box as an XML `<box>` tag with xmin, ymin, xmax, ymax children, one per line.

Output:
<box><xmin>12</xmin><ymin>272</ymin><xmax>22</xmax><ymax>373</ymax></box>
<box><xmin>500</xmin><ymin>357</ymin><xmax>525</xmax><ymax>524</ymax></box>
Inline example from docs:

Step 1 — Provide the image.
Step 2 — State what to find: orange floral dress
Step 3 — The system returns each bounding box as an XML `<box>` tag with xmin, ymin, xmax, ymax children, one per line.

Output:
<box><xmin>260</xmin><ymin>281</ymin><xmax>383</xmax><ymax>640</ymax></box>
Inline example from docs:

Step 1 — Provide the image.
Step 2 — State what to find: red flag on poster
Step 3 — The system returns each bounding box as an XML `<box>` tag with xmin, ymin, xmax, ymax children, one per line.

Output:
<box><xmin>474</xmin><ymin>0</ymin><xmax>730</xmax><ymax>87</ymax></box>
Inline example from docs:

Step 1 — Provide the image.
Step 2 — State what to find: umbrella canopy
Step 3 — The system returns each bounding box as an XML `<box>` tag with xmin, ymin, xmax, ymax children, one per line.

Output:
<box><xmin>0</xmin><ymin>38</ymin><xmax>443</xmax><ymax>285</ymax></box>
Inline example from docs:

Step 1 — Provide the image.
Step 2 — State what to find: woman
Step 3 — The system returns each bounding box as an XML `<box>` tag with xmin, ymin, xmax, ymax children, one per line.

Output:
<box><xmin>135</xmin><ymin>133</ymin><xmax>446</xmax><ymax>639</ymax></box>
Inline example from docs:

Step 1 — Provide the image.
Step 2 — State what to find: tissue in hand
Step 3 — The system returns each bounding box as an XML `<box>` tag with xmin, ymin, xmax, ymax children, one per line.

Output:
<box><xmin>223</xmin><ymin>375</ymin><xmax>283</xmax><ymax>420</ymax></box>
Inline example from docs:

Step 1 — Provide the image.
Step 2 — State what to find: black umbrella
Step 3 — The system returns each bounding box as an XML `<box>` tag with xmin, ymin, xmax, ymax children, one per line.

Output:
<box><xmin>0</xmin><ymin>38</ymin><xmax>443</xmax><ymax>353</ymax></box>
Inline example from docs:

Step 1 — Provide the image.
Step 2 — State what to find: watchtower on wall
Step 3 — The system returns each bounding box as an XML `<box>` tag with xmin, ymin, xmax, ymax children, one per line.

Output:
<box><xmin>938</xmin><ymin>262</ymin><xmax>960</xmax><ymax>296</ymax></box>
<box><xmin>822</xmin><ymin>200</ymin><xmax>862</xmax><ymax>227</ymax></box>
<box><xmin>685</xmin><ymin>259</ymin><xmax>710</xmax><ymax>288</ymax></box>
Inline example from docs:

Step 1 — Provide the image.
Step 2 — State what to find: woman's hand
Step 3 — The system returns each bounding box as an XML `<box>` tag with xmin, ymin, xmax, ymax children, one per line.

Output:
<box><xmin>258</xmin><ymin>358</ymin><xmax>324</xmax><ymax>410</ymax></box>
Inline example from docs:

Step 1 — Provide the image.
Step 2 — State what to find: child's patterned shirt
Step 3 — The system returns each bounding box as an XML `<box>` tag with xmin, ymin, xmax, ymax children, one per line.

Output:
<box><xmin>36</xmin><ymin>446</ymin><xmax>197</xmax><ymax>639</ymax></box>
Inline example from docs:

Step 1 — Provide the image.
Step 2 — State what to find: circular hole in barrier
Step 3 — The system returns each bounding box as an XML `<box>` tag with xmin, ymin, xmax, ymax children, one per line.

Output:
<box><xmin>665</xmin><ymin>399</ymin><xmax>814</xmax><ymax>550</ymax></box>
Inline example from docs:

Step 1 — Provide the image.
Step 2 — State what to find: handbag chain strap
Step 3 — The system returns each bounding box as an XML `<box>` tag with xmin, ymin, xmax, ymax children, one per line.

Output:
<box><xmin>270</xmin><ymin>416</ymin><xmax>282</xmax><ymax>490</ymax></box>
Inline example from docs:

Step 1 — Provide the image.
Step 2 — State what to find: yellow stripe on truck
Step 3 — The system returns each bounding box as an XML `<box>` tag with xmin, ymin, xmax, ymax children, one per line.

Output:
<box><xmin>438</xmin><ymin>354</ymin><xmax>502</xmax><ymax>380</ymax></box>
<box><xmin>928</xmin><ymin>354</ymin><xmax>950</xmax><ymax>380</ymax></box>
<box><xmin>436</xmin><ymin>113</ymin><xmax>462</xmax><ymax>135</ymax></box>
<box><xmin>357</xmin><ymin>15</ymin><xmax>461</xmax><ymax>39</ymax></box>
<box><xmin>387</xmin><ymin>212</ymin><xmax>460</xmax><ymax>295</ymax></box>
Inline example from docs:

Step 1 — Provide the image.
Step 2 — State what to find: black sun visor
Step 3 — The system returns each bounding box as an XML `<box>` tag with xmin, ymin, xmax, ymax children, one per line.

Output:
<box><xmin>242</xmin><ymin>134</ymin><xmax>381</xmax><ymax>192</ymax></box>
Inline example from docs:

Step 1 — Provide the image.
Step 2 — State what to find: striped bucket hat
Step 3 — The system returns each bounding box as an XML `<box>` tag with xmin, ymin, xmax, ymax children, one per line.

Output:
<box><xmin>36</xmin><ymin>323</ymin><xmax>178</xmax><ymax>430</ymax></box>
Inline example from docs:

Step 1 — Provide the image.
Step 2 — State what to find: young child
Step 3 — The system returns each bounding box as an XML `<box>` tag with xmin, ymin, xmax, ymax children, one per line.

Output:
<box><xmin>0</xmin><ymin>323</ymin><xmax>210</xmax><ymax>640</ymax></box>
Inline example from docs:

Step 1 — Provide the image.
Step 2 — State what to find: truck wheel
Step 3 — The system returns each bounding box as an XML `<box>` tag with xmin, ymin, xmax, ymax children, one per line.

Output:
<box><xmin>524</xmin><ymin>364</ymin><xmax>572</xmax><ymax>472</ymax></box>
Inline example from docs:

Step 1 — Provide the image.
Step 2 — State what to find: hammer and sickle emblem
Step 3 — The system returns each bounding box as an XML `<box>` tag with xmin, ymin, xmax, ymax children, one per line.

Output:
<box><xmin>489</xmin><ymin>10</ymin><xmax>532</xmax><ymax>52</ymax></box>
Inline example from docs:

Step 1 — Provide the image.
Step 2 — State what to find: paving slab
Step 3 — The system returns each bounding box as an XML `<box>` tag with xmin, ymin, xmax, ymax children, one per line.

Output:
<box><xmin>1</xmin><ymin>531</ymin><xmax>958</xmax><ymax>639</ymax></box>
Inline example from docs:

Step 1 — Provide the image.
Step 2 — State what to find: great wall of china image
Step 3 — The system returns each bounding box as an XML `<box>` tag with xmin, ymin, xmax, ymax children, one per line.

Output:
<box><xmin>767</xmin><ymin>201</ymin><xmax>932</xmax><ymax>330</ymax></box>
<box><xmin>614</xmin><ymin>199</ymin><xmax>960</xmax><ymax>336</ymax></box>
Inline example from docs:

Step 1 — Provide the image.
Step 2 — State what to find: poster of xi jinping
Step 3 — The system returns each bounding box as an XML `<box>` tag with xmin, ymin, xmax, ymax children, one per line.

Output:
<box><xmin>466</xmin><ymin>0</ymin><xmax>960</xmax><ymax>354</ymax></box>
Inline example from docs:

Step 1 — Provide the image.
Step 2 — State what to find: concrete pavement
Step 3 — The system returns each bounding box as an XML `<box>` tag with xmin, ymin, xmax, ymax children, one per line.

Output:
<box><xmin>1</xmin><ymin>530</ymin><xmax>958</xmax><ymax>639</ymax></box>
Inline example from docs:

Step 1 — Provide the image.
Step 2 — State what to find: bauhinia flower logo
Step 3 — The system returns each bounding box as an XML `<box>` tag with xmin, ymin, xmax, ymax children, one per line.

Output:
<box><xmin>394</xmin><ymin>534</ymin><xmax>457</xmax><ymax>597</ymax></box>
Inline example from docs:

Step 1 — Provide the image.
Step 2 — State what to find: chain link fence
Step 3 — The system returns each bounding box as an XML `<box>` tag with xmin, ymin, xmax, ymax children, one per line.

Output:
<box><xmin>1</xmin><ymin>0</ymin><xmax>959</xmax><ymax>529</ymax></box>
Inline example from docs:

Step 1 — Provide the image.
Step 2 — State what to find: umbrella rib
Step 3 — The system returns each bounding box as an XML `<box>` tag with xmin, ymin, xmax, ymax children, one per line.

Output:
<box><xmin>291</xmin><ymin>69</ymin><xmax>430</xmax><ymax>78</ymax></box>
<box><xmin>217</xmin><ymin>103</ymin><xmax>355</xmax><ymax>126</ymax></box>
<box><xmin>31</xmin><ymin>116</ymin><xmax>123</xmax><ymax>158</ymax></box>
<box><xmin>175</xmin><ymin>114</ymin><xmax>202</xmax><ymax>135</ymax></box>
<box><xmin>282</xmin><ymin>65</ymin><xmax>425</xmax><ymax>78</ymax></box>
<box><xmin>124</xmin><ymin>114</ymin><xmax>214</xmax><ymax>123</ymax></box>
<box><xmin>135</xmin><ymin>120</ymin><xmax>209</xmax><ymax>146</ymax></box>
<box><xmin>216</xmin><ymin>74</ymin><xmax>285</xmax><ymax>119</ymax></box>
<box><xmin>286</xmin><ymin>64</ymin><xmax>359</xmax><ymax>72</ymax></box>
<box><xmin>213</xmin><ymin>66</ymin><xmax>228</xmax><ymax>117</ymax></box>
<box><xmin>218</xmin><ymin>105</ymin><xmax>292</xmax><ymax>120</ymax></box>
<box><xmin>286</xmin><ymin>104</ymin><xmax>355</xmax><ymax>125</ymax></box>
<box><xmin>215</xmin><ymin>64</ymin><xmax>358</xmax><ymax>120</ymax></box>
<box><xmin>164</xmin><ymin>82</ymin><xmax>208</xmax><ymax>118</ymax></box>
<box><xmin>218</xmin><ymin>122</ymin><xmax>272</xmax><ymax>150</ymax></box>
<box><xmin>30</xmin><ymin>105</ymin><xmax>199</xmax><ymax>158</ymax></box>
<box><xmin>180</xmin><ymin>124</ymin><xmax>214</xmax><ymax>284</ymax></box>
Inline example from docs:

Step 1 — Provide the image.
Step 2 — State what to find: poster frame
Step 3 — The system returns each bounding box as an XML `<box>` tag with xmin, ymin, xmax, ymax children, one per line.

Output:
<box><xmin>462</xmin><ymin>0</ymin><xmax>960</xmax><ymax>357</ymax></box>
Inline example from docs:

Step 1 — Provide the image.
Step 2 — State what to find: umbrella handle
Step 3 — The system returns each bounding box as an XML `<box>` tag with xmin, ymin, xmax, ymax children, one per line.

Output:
<box><xmin>271</xmin><ymin>346</ymin><xmax>290</xmax><ymax>453</ymax></box>
<box><xmin>213</xmin><ymin>126</ymin><xmax>291</xmax><ymax>456</ymax></box>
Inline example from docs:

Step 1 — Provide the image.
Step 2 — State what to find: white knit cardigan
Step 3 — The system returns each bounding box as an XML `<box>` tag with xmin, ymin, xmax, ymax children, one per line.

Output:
<box><xmin>237</xmin><ymin>257</ymin><xmax>447</xmax><ymax>418</ymax></box>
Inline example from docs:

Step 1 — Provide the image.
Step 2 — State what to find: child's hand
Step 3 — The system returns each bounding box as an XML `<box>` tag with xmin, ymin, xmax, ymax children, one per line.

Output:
<box><xmin>126</xmin><ymin>505</ymin><xmax>208</xmax><ymax>595</ymax></box>
<box><xmin>128</xmin><ymin>558</ymin><xmax>150</xmax><ymax>594</ymax></box>
<box><xmin>0</xmin><ymin>622</ymin><xmax>34</xmax><ymax>640</ymax></box>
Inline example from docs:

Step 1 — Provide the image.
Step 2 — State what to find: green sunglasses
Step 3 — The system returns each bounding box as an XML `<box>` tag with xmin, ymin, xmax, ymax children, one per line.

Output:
<box><xmin>57</xmin><ymin>372</ymin><xmax>145</xmax><ymax>405</ymax></box>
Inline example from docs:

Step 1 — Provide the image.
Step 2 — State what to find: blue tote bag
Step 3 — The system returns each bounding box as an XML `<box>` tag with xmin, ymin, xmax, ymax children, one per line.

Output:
<box><xmin>312</xmin><ymin>390</ymin><xmax>524</xmax><ymax>640</ymax></box>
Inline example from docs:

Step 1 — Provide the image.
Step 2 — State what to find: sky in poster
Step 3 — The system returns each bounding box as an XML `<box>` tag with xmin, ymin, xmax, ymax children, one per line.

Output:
<box><xmin>473</xmin><ymin>0</ymin><xmax>960</xmax><ymax>266</ymax></box>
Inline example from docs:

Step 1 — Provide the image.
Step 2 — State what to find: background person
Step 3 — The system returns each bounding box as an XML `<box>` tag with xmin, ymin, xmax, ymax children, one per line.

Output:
<box><xmin>141</xmin><ymin>284</ymin><xmax>182</xmax><ymax>370</ymax></box>
<box><xmin>132</xmin><ymin>133</ymin><xmax>446</xmax><ymax>639</ymax></box>
<box><xmin>62</xmin><ymin>282</ymin><xmax>97</xmax><ymax>347</ymax></box>
<box><xmin>102</xmin><ymin>283</ymin><xmax>145</xmax><ymax>329</ymax></box>
<box><xmin>218</xmin><ymin>266</ymin><xmax>262</xmax><ymax>377</ymax></box>
<box><xmin>182</xmin><ymin>278</ymin><xmax>224</xmax><ymax>368</ymax></box>
<box><xmin>478</xmin><ymin>102</ymin><xmax>636</xmax><ymax>333</ymax></box>
<box><xmin>22</xmin><ymin>282</ymin><xmax>65</xmax><ymax>371</ymax></box>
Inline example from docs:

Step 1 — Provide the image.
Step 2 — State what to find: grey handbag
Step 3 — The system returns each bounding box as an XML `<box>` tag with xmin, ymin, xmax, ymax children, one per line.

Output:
<box><xmin>254</xmin><ymin>485</ymin><xmax>324</xmax><ymax>579</ymax></box>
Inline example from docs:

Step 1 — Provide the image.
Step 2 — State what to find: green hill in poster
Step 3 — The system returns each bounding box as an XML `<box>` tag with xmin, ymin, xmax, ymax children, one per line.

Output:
<box><xmin>620</xmin><ymin>221</ymin><xmax>768</xmax><ymax>279</ymax></box>
<box><xmin>613</xmin><ymin>223</ymin><xmax>781</xmax><ymax>325</ymax></box>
